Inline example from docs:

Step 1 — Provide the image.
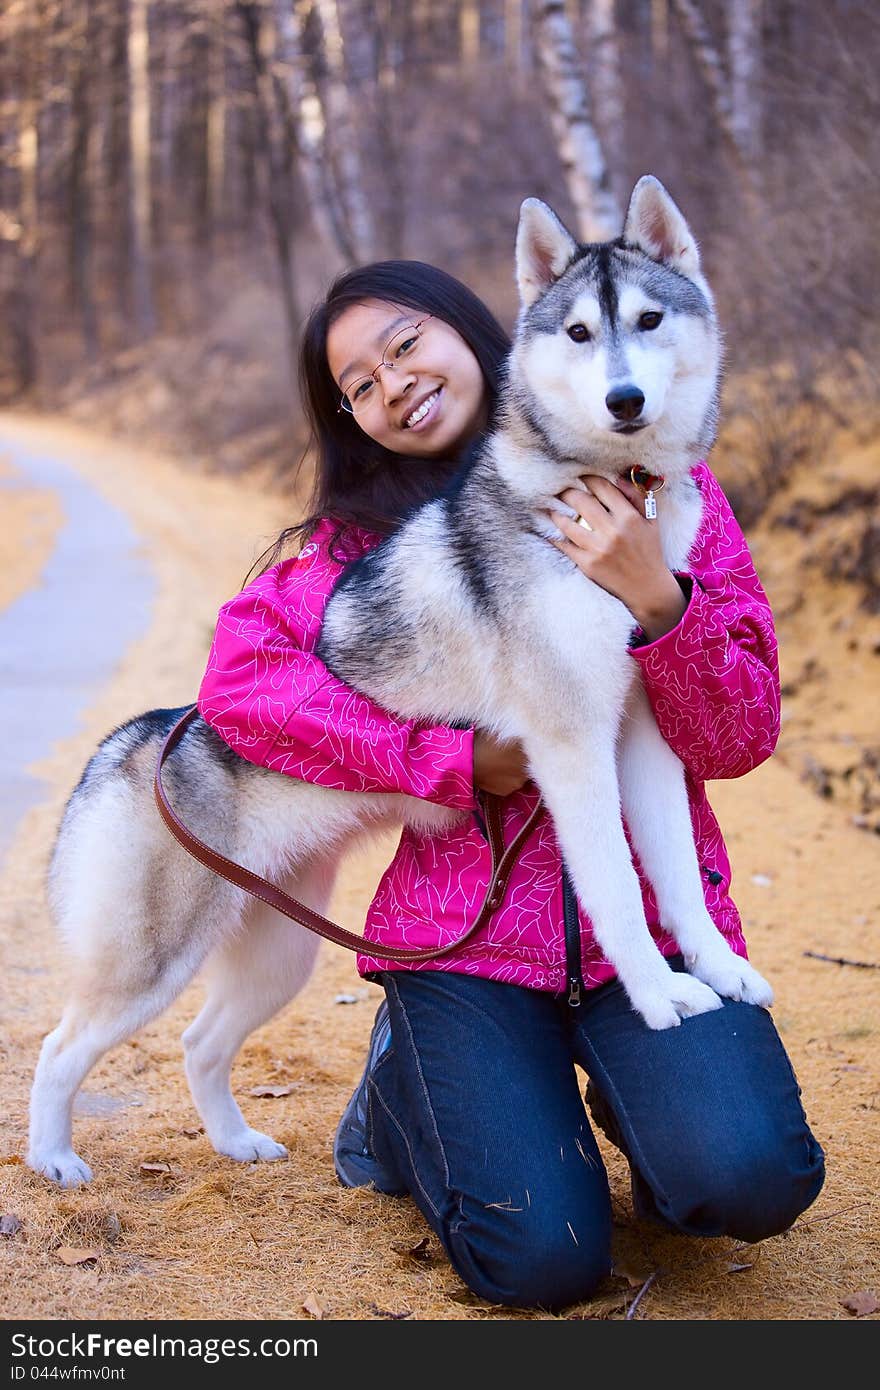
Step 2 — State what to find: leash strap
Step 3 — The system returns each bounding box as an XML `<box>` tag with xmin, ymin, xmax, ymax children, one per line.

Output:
<box><xmin>153</xmin><ymin>704</ymin><xmax>543</xmax><ymax>963</ymax></box>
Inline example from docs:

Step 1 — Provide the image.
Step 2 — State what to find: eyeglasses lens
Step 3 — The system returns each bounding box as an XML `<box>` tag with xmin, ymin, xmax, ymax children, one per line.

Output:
<box><xmin>340</xmin><ymin>322</ymin><xmax>427</xmax><ymax>414</ymax></box>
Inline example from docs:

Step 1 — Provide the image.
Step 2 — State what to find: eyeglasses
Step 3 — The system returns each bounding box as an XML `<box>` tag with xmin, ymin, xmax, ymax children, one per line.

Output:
<box><xmin>338</xmin><ymin>317</ymin><xmax>433</xmax><ymax>415</ymax></box>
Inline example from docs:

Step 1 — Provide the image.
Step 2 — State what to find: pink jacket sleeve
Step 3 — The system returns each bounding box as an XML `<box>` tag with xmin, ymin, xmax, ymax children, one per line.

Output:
<box><xmin>197</xmin><ymin>553</ymin><xmax>478</xmax><ymax>812</ymax></box>
<box><xmin>628</xmin><ymin>462</ymin><xmax>781</xmax><ymax>781</ymax></box>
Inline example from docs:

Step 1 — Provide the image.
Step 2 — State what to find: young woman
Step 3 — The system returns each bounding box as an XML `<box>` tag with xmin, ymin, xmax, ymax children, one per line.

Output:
<box><xmin>196</xmin><ymin>259</ymin><xmax>825</xmax><ymax>1311</ymax></box>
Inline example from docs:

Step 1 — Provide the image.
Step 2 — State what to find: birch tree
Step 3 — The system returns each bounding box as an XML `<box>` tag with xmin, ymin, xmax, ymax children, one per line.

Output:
<box><xmin>650</xmin><ymin>0</ymin><xmax>669</xmax><ymax>62</ymax></box>
<box><xmin>269</xmin><ymin>0</ymin><xmax>351</xmax><ymax>269</ymax></box>
<box><xmin>728</xmin><ymin>0</ymin><xmax>762</xmax><ymax>161</ymax></box>
<box><xmin>313</xmin><ymin>0</ymin><xmax>376</xmax><ymax>261</ymax></box>
<box><xmin>70</xmin><ymin>0</ymin><xmax>100</xmax><ymax>357</ymax></box>
<box><xmin>669</xmin><ymin>0</ymin><xmax>762</xmax><ymax>208</ymax></box>
<box><xmin>343</xmin><ymin>0</ymin><xmax>405</xmax><ymax>257</ymax></box>
<box><xmin>129</xmin><ymin>0</ymin><xmax>156</xmax><ymax>335</ymax></box>
<box><xmin>506</xmin><ymin>0</ymin><xmax>525</xmax><ymax>74</ymax></box>
<box><xmin>460</xmin><ymin>0</ymin><xmax>480</xmax><ymax>63</ymax></box>
<box><xmin>531</xmin><ymin>0</ymin><xmax>621</xmax><ymax>240</ymax></box>
<box><xmin>104</xmin><ymin>0</ymin><xmax>133</xmax><ymax>330</ymax></box>
<box><xmin>5</xmin><ymin>0</ymin><xmax>41</xmax><ymax>386</ymax></box>
<box><xmin>587</xmin><ymin>0</ymin><xmax>624</xmax><ymax>182</ymax></box>
<box><xmin>205</xmin><ymin>0</ymin><xmax>228</xmax><ymax>238</ymax></box>
<box><xmin>236</xmin><ymin>0</ymin><xmax>304</xmax><ymax>381</ymax></box>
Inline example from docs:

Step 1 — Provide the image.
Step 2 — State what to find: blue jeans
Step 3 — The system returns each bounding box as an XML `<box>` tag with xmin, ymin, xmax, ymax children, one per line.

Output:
<box><xmin>366</xmin><ymin>962</ymin><xmax>825</xmax><ymax>1310</ymax></box>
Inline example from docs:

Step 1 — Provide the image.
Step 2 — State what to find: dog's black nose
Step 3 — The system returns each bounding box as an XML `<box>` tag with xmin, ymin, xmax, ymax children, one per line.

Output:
<box><xmin>605</xmin><ymin>385</ymin><xmax>645</xmax><ymax>422</ymax></box>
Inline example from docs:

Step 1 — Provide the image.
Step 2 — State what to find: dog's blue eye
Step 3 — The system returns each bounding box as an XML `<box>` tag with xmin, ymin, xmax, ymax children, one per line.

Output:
<box><xmin>638</xmin><ymin>311</ymin><xmax>663</xmax><ymax>330</ymax></box>
<box><xmin>567</xmin><ymin>324</ymin><xmax>590</xmax><ymax>342</ymax></box>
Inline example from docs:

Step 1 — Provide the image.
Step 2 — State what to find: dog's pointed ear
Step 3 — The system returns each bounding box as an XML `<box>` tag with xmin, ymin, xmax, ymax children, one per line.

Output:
<box><xmin>623</xmin><ymin>176</ymin><xmax>702</xmax><ymax>280</ymax></box>
<box><xmin>516</xmin><ymin>199</ymin><xmax>580</xmax><ymax>307</ymax></box>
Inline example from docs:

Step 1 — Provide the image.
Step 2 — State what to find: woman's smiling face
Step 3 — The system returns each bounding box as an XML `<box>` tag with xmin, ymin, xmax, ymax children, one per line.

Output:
<box><xmin>325</xmin><ymin>299</ymin><xmax>490</xmax><ymax>460</ymax></box>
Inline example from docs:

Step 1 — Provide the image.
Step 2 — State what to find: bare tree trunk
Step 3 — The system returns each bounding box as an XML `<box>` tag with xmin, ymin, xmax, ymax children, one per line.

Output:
<box><xmin>728</xmin><ymin>0</ymin><xmax>762</xmax><ymax>161</ymax></box>
<box><xmin>669</xmin><ymin>0</ymin><xmax>762</xmax><ymax>209</ymax></box>
<box><xmin>69</xmin><ymin>0</ymin><xmax>99</xmax><ymax>359</ymax></box>
<box><xmin>269</xmin><ymin>0</ymin><xmax>350</xmax><ymax>270</ymax></box>
<box><xmin>153</xmin><ymin>0</ymin><xmax>180</xmax><ymax>255</ymax></box>
<box><xmin>587</xmin><ymin>0</ymin><xmax>624</xmax><ymax>180</ymax></box>
<box><xmin>343</xmin><ymin>0</ymin><xmax>404</xmax><ymax>258</ymax></box>
<box><xmin>460</xmin><ymin>0</ymin><xmax>480</xmax><ymax>63</ymax></box>
<box><xmin>531</xmin><ymin>0</ymin><xmax>621</xmax><ymax>240</ymax></box>
<box><xmin>105</xmin><ymin>0</ymin><xmax>132</xmax><ymax>334</ymax></box>
<box><xmin>506</xmin><ymin>0</ymin><xmax>525</xmax><ymax>74</ymax></box>
<box><xmin>9</xmin><ymin>0</ymin><xmax>42</xmax><ymax>389</ymax></box>
<box><xmin>651</xmin><ymin>0</ymin><xmax>669</xmax><ymax>63</ymax></box>
<box><xmin>206</xmin><ymin>0</ymin><xmax>228</xmax><ymax>237</ymax></box>
<box><xmin>129</xmin><ymin>0</ymin><xmax>156</xmax><ymax>335</ymax></box>
<box><xmin>314</xmin><ymin>0</ymin><xmax>376</xmax><ymax>261</ymax></box>
<box><xmin>187</xmin><ymin>4</ymin><xmax>214</xmax><ymax>250</ymax></box>
<box><xmin>236</xmin><ymin>0</ymin><xmax>305</xmax><ymax>390</ymax></box>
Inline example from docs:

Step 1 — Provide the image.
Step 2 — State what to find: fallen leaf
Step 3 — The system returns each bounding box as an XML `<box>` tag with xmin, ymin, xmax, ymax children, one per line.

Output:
<box><xmin>302</xmin><ymin>1293</ymin><xmax>325</xmax><ymax>1319</ymax></box>
<box><xmin>1</xmin><ymin>1214</ymin><xmax>23</xmax><ymax>1237</ymax></box>
<box><xmin>180</xmin><ymin>1127</ymin><xmax>203</xmax><ymax>1138</ymax></box>
<box><xmin>55</xmin><ymin>1245</ymin><xmax>100</xmax><ymax>1266</ymax></box>
<box><xmin>841</xmin><ymin>1290</ymin><xmax>880</xmax><ymax>1317</ymax></box>
<box><xmin>249</xmin><ymin>1085</ymin><xmax>293</xmax><ymax>1098</ymax></box>
<box><xmin>726</xmin><ymin>1261</ymin><xmax>756</xmax><ymax>1273</ymax></box>
<box><xmin>139</xmin><ymin>1162</ymin><xmax>171</xmax><ymax>1176</ymax></box>
<box><xmin>390</xmin><ymin>1236</ymin><xmax>433</xmax><ymax>1262</ymax></box>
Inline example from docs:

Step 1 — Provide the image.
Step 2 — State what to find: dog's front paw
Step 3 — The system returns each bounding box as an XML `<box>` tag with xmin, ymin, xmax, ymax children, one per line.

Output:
<box><xmin>28</xmin><ymin>1148</ymin><xmax>93</xmax><ymax>1188</ymax></box>
<box><xmin>687</xmin><ymin>943</ymin><xmax>774</xmax><ymax>1008</ymax></box>
<box><xmin>632</xmin><ymin>972</ymin><xmax>724</xmax><ymax>1030</ymax></box>
<box><xmin>215</xmin><ymin>1128</ymin><xmax>289</xmax><ymax>1163</ymax></box>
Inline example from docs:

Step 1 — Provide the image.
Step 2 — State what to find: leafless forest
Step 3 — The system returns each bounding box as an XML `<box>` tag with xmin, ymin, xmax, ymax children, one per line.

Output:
<box><xmin>1</xmin><ymin>0</ymin><xmax>878</xmax><ymax>487</ymax></box>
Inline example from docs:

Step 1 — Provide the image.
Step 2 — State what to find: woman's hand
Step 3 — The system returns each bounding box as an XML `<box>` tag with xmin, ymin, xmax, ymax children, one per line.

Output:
<box><xmin>473</xmin><ymin>730</ymin><xmax>530</xmax><ymax>797</ymax></box>
<box><xmin>547</xmin><ymin>474</ymin><xmax>688</xmax><ymax>641</ymax></box>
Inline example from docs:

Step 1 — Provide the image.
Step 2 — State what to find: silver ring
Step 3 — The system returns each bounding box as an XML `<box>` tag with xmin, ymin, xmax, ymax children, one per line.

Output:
<box><xmin>575</xmin><ymin>514</ymin><xmax>593</xmax><ymax>533</ymax></box>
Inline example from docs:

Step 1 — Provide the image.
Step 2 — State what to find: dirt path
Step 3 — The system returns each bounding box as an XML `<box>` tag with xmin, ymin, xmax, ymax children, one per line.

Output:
<box><xmin>0</xmin><ymin>410</ymin><xmax>877</xmax><ymax>1322</ymax></box>
<box><xmin>0</xmin><ymin>429</ymin><xmax>155</xmax><ymax>864</ymax></box>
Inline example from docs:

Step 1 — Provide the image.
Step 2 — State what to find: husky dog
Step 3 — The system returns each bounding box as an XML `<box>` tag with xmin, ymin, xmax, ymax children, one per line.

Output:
<box><xmin>29</xmin><ymin>177</ymin><xmax>772</xmax><ymax>1188</ymax></box>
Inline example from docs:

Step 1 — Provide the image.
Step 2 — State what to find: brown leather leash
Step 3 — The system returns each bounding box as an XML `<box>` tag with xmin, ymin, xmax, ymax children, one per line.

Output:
<box><xmin>153</xmin><ymin>704</ymin><xmax>544</xmax><ymax>963</ymax></box>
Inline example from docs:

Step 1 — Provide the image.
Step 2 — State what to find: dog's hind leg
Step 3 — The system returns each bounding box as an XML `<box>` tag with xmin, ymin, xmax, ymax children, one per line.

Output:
<box><xmin>28</xmin><ymin>964</ymin><xmax>206</xmax><ymax>1188</ymax></box>
<box><xmin>181</xmin><ymin>858</ymin><xmax>331</xmax><ymax>1163</ymax></box>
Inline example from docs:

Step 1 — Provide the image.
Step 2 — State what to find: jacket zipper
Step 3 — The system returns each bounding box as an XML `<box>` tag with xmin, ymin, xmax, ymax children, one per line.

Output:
<box><xmin>562</xmin><ymin>866</ymin><xmax>584</xmax><ymax>1007</ymax></box>
<box><xmin>562</xmin><ymin>865</ymin><xmax>721</xmax><ymax>1009</ymax></box>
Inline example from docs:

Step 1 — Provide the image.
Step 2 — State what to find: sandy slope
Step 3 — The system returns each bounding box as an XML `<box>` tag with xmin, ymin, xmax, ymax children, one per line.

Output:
<box><xmin>0</xmin><ymin>410</ymin><xmax>877</xmax><ymax>1322</ymax></box>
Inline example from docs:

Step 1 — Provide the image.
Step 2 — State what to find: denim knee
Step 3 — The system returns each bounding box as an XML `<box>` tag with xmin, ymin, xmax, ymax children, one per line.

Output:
<box><xmin>446</xmin><ymin>1196</ymin><xmax>612</xmax><ymax>1310</ymax></box>
<box><xmin>654</xmin><ymin>1128</ymin><xmax>826</xmax><ymax>1243</ymax></box>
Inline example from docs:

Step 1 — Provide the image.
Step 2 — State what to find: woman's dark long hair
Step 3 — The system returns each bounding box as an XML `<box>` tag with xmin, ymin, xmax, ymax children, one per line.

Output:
<box><xmin>250</xmin><ymin>260</ymin><xmax>511</xmax><ymax>577</ymax></box>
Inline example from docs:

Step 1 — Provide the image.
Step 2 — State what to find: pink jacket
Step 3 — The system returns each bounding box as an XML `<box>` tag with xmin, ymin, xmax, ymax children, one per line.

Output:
<box><xmin>197</xmin><ymin>461</ymin><xmax>780</xmax><ymax>994</ymax></box>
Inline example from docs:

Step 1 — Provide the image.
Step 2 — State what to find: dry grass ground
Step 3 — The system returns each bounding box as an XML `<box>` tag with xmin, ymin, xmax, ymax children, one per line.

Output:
<box><xmin>0</xmin><ymin>410</ymin><xmax>877</xmax><ymax>1322</ymax></box>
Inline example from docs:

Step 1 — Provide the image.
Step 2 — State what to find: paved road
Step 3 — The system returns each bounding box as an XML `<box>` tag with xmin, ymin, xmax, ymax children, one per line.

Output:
<box><xmin>0</xmin><ymin>429</ymin><xmax>155</xmax><ymax>866</ymax></box>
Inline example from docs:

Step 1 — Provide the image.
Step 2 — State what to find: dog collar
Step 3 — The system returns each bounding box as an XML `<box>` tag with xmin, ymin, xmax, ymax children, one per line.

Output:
<box><xmin>629</xmin><ymin>465</ymin><xmax>666</xmax><ymax>493</ymax></box>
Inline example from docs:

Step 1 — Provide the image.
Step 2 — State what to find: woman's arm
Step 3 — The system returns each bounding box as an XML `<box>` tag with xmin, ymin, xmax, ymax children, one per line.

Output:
<box><xmin>626</xmin><ymin>467</ymin><xmax>780</xmax><ymax>780</ymax></box>
<box><xmin>549</xmin><ymin>462</ymin><xmax>781</xmax><ymax>782</ymax></box>
<box><xmin>197</xmin><ymin>562</ymin><xmax>478</xmax><ymax>811</ymax></box>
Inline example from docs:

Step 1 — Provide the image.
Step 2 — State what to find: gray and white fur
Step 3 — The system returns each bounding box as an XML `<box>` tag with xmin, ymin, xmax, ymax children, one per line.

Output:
<box><xmin>28</xmin><ymin>177</ymin><xmax>772</xmax><ymax>1188</ymax></box>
